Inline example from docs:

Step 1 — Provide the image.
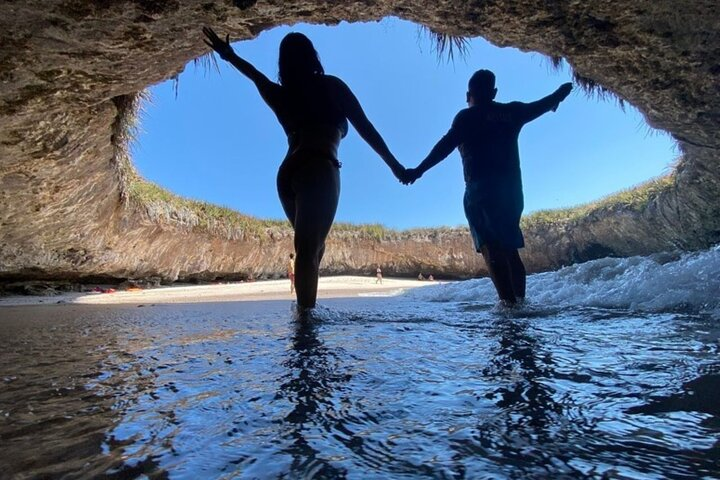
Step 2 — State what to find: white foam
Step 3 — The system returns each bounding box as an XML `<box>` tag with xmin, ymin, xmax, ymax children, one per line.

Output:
<box><xmin>404</xmin><ymin>245</ymin><xmax>720</xmax><ymax>317</ymax></box>
<box><xmin>357</xmin><ymin>289</ymin><xmax>407</xmax><ymax>298</ymax></box>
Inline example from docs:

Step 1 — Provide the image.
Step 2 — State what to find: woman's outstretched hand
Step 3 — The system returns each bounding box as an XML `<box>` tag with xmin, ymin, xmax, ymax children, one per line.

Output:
<box><xmin>391</xmin><ymin>165</ymin><xmax>408</xmax><ymax>185</ymax></box>
<box><xmin>203</xmin><ymin>27</ymin><xmax>235</xmax><ymax>61</ymax></box>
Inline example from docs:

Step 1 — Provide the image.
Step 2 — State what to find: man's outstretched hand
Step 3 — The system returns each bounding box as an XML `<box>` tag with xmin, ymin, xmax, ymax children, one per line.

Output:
<box><xmin>551</xmin><ymin>82</ymin><xmax>573</xmax><ymax>111</ymax></box>
<box><xmin>557</xmin><ymin>82</ymin><xmax>573</xmax><ymax>101</ymax></box>
<box><xmin>203</xmin><ymin>27</ymin><xmax>234</xmax><ymax>60</ymax></box>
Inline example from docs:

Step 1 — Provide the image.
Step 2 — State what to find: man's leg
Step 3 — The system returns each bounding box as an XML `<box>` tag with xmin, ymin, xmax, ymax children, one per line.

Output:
<box><xmin>507</xmin><ymin>249</ymin><xmax>526</xmax><ymax>300</ymax></box>
<box><xmin>481</xmin><ymin>245</ymin><xmax>517</xmax><ymax>304</ymax></box>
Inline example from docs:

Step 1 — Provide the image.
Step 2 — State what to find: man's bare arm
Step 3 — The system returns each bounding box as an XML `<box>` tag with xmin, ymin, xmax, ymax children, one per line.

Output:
<box><xmin>405</xmin><ymin>115</ymin><xmax>462</xmax><ymax>184</ymax></box>
<box><xmin>520</xmin><ymin>82</ymin><xmax>573</xmax><ymax>124</ymax></box>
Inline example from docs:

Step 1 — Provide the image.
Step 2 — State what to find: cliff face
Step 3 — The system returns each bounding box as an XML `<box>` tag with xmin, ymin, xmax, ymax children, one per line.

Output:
<box><xmin>1</xmin><ymin>1</ymin><xmax>718</xmax><ymax>282</ymax></box>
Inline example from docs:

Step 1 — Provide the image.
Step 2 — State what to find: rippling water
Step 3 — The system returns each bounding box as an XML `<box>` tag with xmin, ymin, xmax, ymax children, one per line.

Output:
<box><xmin>1</xmin><ymin>248</ymin><xmax>719</xmax><ymax>479</ymax></box>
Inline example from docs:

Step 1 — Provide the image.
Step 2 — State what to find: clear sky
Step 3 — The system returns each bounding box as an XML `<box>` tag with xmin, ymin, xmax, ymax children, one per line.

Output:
<box><xmin>133</xmin><ymin>17</ymin><xmax>676</xmax><ymax>230</ymax></box>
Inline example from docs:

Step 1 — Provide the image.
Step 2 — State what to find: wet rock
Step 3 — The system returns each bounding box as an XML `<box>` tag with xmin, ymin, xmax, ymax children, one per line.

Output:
<box><xmin>0</xmin><ymin>281</ymin><xmax>81</xmax><ymax>296</ymax></box>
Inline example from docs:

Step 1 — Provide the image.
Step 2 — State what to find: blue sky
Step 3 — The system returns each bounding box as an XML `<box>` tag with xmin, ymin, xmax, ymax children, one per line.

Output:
<box><xmin>133</xmin><ymin>18</ymin><xmax>676</xmax><ymax>230</ymax></box>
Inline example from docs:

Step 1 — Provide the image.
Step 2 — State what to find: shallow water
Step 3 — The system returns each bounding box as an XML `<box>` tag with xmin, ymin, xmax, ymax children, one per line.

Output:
<box><xmin>1</xmin><ymin>249</ymin><xmax>720</xmax><ymax>479</ymax></box>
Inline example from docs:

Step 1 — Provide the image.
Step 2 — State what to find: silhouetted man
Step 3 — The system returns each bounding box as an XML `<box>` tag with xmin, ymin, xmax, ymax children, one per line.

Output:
<box><xmin>405</xmin><ymin>70</ymin><xmax>572</xmax><ymax>305</ymax></box>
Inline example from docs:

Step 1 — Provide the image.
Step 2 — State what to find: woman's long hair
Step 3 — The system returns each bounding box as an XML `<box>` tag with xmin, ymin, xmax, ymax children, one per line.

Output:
<box><xmin>278</xmin><ymin>32</ymin><xmax>324</xmax><ymax>87</ymax></box>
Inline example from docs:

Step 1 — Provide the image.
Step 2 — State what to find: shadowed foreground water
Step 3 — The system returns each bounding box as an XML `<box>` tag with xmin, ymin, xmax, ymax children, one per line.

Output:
<box><xmin>1</xmin><ymin>297</ymin><xmax>719</xmax><ymax>479</ymax></box>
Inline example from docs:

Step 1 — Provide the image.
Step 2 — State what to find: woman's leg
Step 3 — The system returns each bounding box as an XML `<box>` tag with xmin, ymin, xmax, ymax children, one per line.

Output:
<box><xmin>286</xmin><ymin>162</ymin><xmax>340</xmax><ymax>309</ymax></box>
<box><xmin>277</xmin><ymin>163</ymin><xmax>297</xmax><ymax>229</ymax></box>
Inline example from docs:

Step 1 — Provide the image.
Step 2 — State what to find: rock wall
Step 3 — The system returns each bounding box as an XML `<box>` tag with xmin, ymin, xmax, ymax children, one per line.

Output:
<box><xmin>1</xmin><ymin>1</ymin><xmax>718</xmax><ymax>282</ymax></box>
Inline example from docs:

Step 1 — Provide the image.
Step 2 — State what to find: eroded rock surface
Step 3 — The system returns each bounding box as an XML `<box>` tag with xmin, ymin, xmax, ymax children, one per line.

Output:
<box><xmin>1</xmin><ymin>1</ymin><xmax>718</xmax><ymax>282</ymax></box>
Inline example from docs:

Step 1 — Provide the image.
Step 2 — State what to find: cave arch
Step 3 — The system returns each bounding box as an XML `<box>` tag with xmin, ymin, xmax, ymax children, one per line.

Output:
<box><xmin>0</xmin><ymin>1</ymin><xmax>718</xmax><ymax>282</ymax></box>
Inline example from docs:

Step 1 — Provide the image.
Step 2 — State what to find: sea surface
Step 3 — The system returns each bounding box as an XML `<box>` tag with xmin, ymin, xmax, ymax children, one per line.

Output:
<box><xmin>1</xmin><ymin>246</ymin><xmax>719</xmax><ymax>479</ymax></box>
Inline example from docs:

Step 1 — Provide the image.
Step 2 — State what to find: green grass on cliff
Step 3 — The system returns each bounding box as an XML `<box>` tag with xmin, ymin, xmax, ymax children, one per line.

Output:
<box><xmin>332</xmin><ymin>222</ymin><xmax>394</xmax><ymax>241</ymax></box>
<box><xmin>126</xmin><ymin>176</ymin><xmax>406</xmax><ymax>241</ymax></box>
<box><xmin>124</xmin><ymin>169</ymin><xmax>676</xmax><ymax>242</ymax></box>
<box><xmin>123</xmin><ymin>173</ymin><xmax>469</xmax><ymax>242</ymax></box>
<box><xmin>522</xmin><ymin>174</ymin><xmax>675</xmax><ymax>228</ymax></box>
<box><xmin>126</xmin><ymin>176</ymin><xmax>288</xmax><ymax>239</ymax></box>
<box><xmin>112</xmin><ymin>91</ymin><xmax>289</xmax><ymax>240</ymax></box>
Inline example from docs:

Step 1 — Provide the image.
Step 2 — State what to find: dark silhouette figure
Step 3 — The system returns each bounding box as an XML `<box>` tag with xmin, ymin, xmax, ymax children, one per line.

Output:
<box><xmin>203</xmin><ymin>28</ymin><xmax>406</xmax><ymax>310</ymax></box>
<box><xmin>404</xmin><ymin>70</ymin><xmax>572</xmax><ymax>305</ymax></box>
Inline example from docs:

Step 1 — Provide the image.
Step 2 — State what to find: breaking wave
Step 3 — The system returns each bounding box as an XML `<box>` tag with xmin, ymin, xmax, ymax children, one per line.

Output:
<box><xmin>406</xmin><ymin>244</ymin><xmax>720</xmax><ymax>317</ymax></box>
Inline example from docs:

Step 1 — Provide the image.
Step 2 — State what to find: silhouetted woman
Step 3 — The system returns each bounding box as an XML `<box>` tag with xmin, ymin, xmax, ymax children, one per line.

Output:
<box><xmin>203</xmin><ymin>28</ymin><xmax>406</xmax><ymax>310</ymax></box>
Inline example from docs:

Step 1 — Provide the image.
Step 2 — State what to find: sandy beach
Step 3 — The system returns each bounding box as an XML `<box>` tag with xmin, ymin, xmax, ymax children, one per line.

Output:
<box><xmin>0</xmin><ymin>276</ymin><xmax>442</xmax><ymax>307</ymax></box>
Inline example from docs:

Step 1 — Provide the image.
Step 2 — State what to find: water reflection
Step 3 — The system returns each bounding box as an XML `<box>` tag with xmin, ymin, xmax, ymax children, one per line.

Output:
<box><xmin>276</xmin><ymin>318</ymin><xmax>349</xmax><ymax>477</ymax></box>
<box><xmin>98</xmin><ymin>342</ymin><xmax>171</xmax><ymax>480</ymax></box>
<box><xmin>486</xmin><ymin>318</ymin><xmax>560</xmax><ymax>429</ymax></box>
<box><xmin>1</xmin><ymin>302</ymin><xmax>719</xmax><ymax>478</ymax></box>
<box><xmin>0</xmin><ymin>306</ymin><xmax>163</xmax><ymax>478</ymax></box>
<box><xmin>473</xmin><ymin>317</ymin><xmax>582</xmax><ymax>476</ymax></box>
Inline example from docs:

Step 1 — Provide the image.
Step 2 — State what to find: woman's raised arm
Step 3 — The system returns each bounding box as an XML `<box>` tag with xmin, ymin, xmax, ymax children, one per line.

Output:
<box><xmin>203</xmin><ymin>27</ymin><xmax>280</xmax><ymax>108</ymax></box>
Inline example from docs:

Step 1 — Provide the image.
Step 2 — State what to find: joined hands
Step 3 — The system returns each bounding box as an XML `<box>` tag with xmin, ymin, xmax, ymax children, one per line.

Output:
<box><xmin>393</xmin><ymin>167</ymin><xmax>422</xmax><ymax>185</ymax></box>
<box><xmin>401</xmin><ymin>168</ymin><xmax>422</xmax><ymax>185</ymax></box>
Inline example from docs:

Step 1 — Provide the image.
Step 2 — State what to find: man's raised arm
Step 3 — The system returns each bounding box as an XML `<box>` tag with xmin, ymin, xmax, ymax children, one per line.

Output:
<box><xmin>519</xmin><ymin>82</ymin><xmax>573</xmax><ymax>124</ymax></box>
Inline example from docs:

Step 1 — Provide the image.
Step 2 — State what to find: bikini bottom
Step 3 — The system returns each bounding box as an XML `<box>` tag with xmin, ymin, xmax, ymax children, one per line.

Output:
<box><xmin>276</xmin><ymin>149</ymin><xmax>341</xmax><ymax>222</ymax></box>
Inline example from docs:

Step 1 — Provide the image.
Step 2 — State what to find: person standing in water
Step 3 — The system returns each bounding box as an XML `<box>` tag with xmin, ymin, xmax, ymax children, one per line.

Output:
<box><xmin>288</xmin><ymin>253</ymin><xmax>296</xmax><ymax>294</ymax></box>
<box><xmin>203</xmin><ymin>28</ymin><xmax>407</xmax><ymax>310</ymax></box>
<box><xmin>404</xmin><ymin>70</ymin><xmax>573</xmax><ymax>306</ymax></box>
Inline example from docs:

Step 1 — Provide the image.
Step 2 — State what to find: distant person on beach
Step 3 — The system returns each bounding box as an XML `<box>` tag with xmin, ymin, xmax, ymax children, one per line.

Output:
<box><xmin>375</xmin><ymin>266</ymin><xmax>383</xmax><ymax>284</ymax></box>
<box><xmin>417</xmin><ymin>273</ymin><xmax>425</xmax><ymax>281</ymax></box>
<box><xmin>288</xmin><ymin>253</ymin><xmax>296</xmax><ymax>294</ymax></box>
<box><xmin>403</xmin><ymin>70</ymin><xmax>572</xmax><ymax>305</ymax></box>
<box><xmin>203</xmin><ymin>28</ymin><xmax>407</xmax><ymax>310</ymax></box>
